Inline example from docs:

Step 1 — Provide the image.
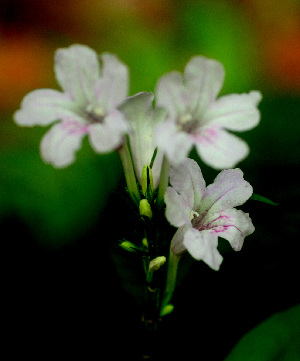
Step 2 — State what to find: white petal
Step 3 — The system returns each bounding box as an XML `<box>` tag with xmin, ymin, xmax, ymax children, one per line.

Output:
<box><xmin>193</xmin><ymin>128</ymin><xmax>249</xmax><ymax>169</ymax></box>
<box><xmin>120</xmin><ymin>92</ymin><xmax>167</xmax><ymax>188</ymax></box>
<box><xmin>54</xmin><ymin>44</ymin><xmax>100</xmax><ymax>105</ymax></box>
<box><xmin>199</xmin><ymin>168</ymin><xmax>253</xmax><ymax>215</ymax></box>
<box><xmin>184</xmin><ymin>56</ymin><xmax>225</xmax><ymax>117</ymax></box>
<box><xmin>169</xmin><ymin>158</ymin><xmax>206</xmax><ymax>209</ymax></box>
<box><xmin>94</xmin><ymin>53</ymin><xmax>129</xmax><ymax>112</ymax></box>
<box><xmin>40</xmin><ymin>121</ymin><xmax>86</xmax><ymax>168</ymax></box>
<box><xmin>88</xmin><ymin>109</ymin><xmax>128</xmax><ymax>153</ymax></box>
<box><xmin>203</xmin><ymin>91</ymin><xmax>262</xmax><ymax>131</ymax></box>
<box><xmin>203</xmin><ymin>209</ymin><xmax>254</xmax><ymax>251</ymax></box>
<box><xmin>170</xmin><ymin>224</ymin><xmax>191</xmax><ymax>256</ymax></box>
<box><xmin>155</xmin><ymin>71</ymin><xmax>188</xmax><ymax>119</ymax></box>
<box><xmin>165</xmin><ymin>187</ymin><xmax>191</xmax><ymax>227</ymax></box>
<box><xmin>154</xmin><ymin>121</ymin><xmax>193</xmax><ymax>166</ymax></box>
<box><xmin>183</xmin><ymin>228</ymin><xmax>223</xmax><ymax>270</ymax></box>
<box><xmin>14</xmin><ymin>89</ymin><xmax>78</xmax><ymax>127</ymax></box>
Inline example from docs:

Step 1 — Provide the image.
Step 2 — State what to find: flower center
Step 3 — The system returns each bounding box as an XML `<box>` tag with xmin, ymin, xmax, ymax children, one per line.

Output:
<box><xmin>177</xmin><ymin>112</ymin><xmax>197</xmax><ymax>133</ymax></box>
<box><xmin>86</xmin><ymin>104</ymin><xmax>105</xmax><ymax>123</ymax></box>
<box><xmin>190</xmin><ymin>210</ymin><xmax>200</xmax><ymax>221</ymax></box>
<box><xmin>180</xmin><ymin>113</ymin><xmax>193</xmax><ymax>125</ymax></box>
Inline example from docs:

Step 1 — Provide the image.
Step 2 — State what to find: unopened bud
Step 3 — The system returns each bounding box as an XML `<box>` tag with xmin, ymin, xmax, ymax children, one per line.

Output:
<box><xmin>139</xmin><ymin>199</ymin><xmax>152</xmax><ymax>219</ymax></box>
<box><xmin>142</xmin><ymin>237</ymin><xmax>149</xmax><ymax>249</ymax></box>
<box><xmin>149</xmin><ymin>256</ymin><xmax>166</xmax><ymax>272</ymax></box>
<box><xmin>141</xmin><ymin>165</ymin><xmax>153</xmax><ymax>197</ymax></box>
<box><xmin>160</xmin><ymin>304</ymin><xmax>174</xmax><ymax>317</ymax></box>
<box><xmin>119</xmin><ymin>240</ymin><xmax>138</xmax><ymax>253</ymax></box>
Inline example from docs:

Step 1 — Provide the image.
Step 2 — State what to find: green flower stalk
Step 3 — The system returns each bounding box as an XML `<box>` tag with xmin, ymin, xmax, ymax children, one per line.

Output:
<box><xmin>117</xmin><ymin>143</ymin><xmax>140</xmax><ymax>204</ymax></box>
<box><xmin>146</xmin><ymin>256</ymin><xmax>166</xmax><ymax>283</ymax></box>
<box><xmin>161</xmin><ymin>250</ymin><xmax>181</xmax><ymax>313</ymax></box>
<box><xmin>157</xmin><ymin>156</ymin><xmax>170</xmax><ymax>208</ymax></box>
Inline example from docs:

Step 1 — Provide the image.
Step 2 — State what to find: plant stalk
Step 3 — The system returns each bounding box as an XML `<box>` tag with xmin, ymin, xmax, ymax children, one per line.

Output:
<box><xmin>157</xmin><ymin>156</ymin><xmax>170</xmax><ymax>208</ymax></box>
<box><xmin>118</xmin><ymin>143</ymin><xmax>140</xmax><ymax>204</ymax></box>
<box><xmin>160</xmin><ymin>250</ymin><xmax>181</xmax><ymax>313</ymax></box>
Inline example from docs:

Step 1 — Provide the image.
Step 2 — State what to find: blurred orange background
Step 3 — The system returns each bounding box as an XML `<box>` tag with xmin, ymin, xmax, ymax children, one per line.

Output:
<box><xmin>1</xmin><ymin>0</ymin><xmax>300</xmax><ymax>110</ymax></box>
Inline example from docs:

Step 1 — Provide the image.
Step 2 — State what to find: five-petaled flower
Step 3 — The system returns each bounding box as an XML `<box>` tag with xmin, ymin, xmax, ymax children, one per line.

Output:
<box><xmin>165</xmin><ymin>158</ymin><xmax>254</xmax><ymax>270</ymax></box>
<box><xmin>154</xmin><ymin>56</ymin><xmax>262</xmax><ymax>169</ymax></box>
<box><xmin>14</xmin><ymin>44</ymin><xmax>129</xmax><ymax>168</ymax></box>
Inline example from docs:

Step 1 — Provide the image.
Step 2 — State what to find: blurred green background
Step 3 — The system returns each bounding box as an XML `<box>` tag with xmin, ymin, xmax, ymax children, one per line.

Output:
<box><xmin>1</xmin><ymin>0</ymin><xmax>299</xmax><ymax>360</ymax></box>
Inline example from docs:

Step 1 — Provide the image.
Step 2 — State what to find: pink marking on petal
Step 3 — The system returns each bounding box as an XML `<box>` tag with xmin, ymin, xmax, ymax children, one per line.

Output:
<box><xmin>62</xmin><ymin>119</ymin><xmax>89</xmax><ymax>135</ymax></box>
<box><xmin>210</xmin><ymin>225</ymin><xmax>233</xmax><ymax>234</ymax></box>
<box><xmin>196</xmin><ymin>213</ymin><xmax>228</xmax><ymax>231</ymax></box>
<box><xmin>206</xmin><ymin>214</ymin><xmax>230</xmax><ymax>229</ymax></box>
<box><xmin>210</xmin><ymin>222</ymin><xmax>243</xmax><ymax>235</ymax></box>
<box><xmin>193</xmin><ymin>126</ymin><xmax>219</xmax><ymax>145</ymax></box>
<box><xmin>196</xmin><ymin>212</ymin><xmax>242</xmax><ymax>234</ymax></box>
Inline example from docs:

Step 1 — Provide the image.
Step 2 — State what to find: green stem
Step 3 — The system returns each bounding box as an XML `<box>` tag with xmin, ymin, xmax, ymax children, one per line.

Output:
<box><xmin>146</xmin><ymin>269</ymin><xmax>154</xmax><ymax>284</ymax></box>
<box><xmin>160</xmin><ymin>250</ymin><xmax>181</xmax><ymax>312</ymax></box>
<box><xmin>117</xmin><ymin>143</ymin><xmax>140</xmax><ymax>204</ymax></box>
<box><xmin>143</xmin><ymin>256</ymin><xmax>161</xmax><ymax>334</ymax></box>
<box><xmin>157</xmin><ymin>156</ymin><xmax>170</xmax><ymax>208</ymax></box>
<box><xmin>141</xmin><ymin>283</ymin><xmax>160</xmax><ymax>359</ymax></box>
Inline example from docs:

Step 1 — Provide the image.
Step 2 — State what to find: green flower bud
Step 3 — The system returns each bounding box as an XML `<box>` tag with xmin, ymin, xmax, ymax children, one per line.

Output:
<box><xmin>149</xmin><ymin>256</ymin><xmax>166</xmax><ymax>272</ymax></box>
<box><xmin>142</xmin><ymin>237</ymin><xmax>149</xmax><ymax>249</ymax></box>
<box><xmin>141</xmin><ymin>164</ymin><xmax>153</xmax><ymax>198</ymax></box>
<box><xmin>139</xmin><ymin>199</ymin><xmax>152</xmax><ymax>219</ymax></box>
<box><xmin>160</xmin><ymin>304</ymin><xmax>174</xmax><ymax>317</ymax></box>
<box><xmin>119</xmin><ymin>240</ymin><xmax>138</xmax><ymax>253</ymax></box>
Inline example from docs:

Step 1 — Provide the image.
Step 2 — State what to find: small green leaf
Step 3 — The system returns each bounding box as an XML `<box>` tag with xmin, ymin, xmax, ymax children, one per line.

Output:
<box><xmin>250</xmin><ymin>193</ymin><xmax>279</xmax><ymax>206</ymax></box>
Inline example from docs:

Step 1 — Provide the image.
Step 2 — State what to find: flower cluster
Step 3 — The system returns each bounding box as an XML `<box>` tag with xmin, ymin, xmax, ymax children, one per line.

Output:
<box><xmin>14</xmin><ymin>45</ymin><xmax>261</xmax><ymax>173</ymax></box>
<box><xmin>14</xmin><ymin>44</ymin><xmax>262</xmax><ymax>310</ymax></box>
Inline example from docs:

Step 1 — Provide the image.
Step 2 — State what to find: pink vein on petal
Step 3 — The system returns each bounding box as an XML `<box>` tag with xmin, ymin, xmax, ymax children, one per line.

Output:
<box><xmin>193</xmin><ymin>127</ymin><xmax>218</xmax><ymax>145</ymax></box>
<box><xmin>62</xmin><ymin>119</ymin><xmax>89</xmax><ymax>135</ymax></box>
<box><xmin>196</xmin><ymin>213</ymin><xmax>242</xmax><ymax>234</ymax></box>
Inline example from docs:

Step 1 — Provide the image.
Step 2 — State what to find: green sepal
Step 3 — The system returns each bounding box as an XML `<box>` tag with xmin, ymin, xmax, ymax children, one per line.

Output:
<box><xmin>150</xmin><ymin>147</ymin><xmax>158</xmax><ymax>169</ymax></box>
<box><xmin>141</xmin><ymin>165</ymin><xmax>153</xmax><ymax>200</ymax></box>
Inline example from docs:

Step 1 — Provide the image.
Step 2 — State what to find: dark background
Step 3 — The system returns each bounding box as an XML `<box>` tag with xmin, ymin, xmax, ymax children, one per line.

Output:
<box><xmin>1</xmin><ymin>1</ymin><xmax>300</xmax><ymax>360</ymax></box>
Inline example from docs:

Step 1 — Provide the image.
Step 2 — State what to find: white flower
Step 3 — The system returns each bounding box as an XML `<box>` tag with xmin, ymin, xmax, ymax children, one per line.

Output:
<box><xmin>14</xmin><ymin>44</ymin><xmax>129</xmax><ymax>167</ymax></box>
<box><xmin>120</xmin><ymin>92</ymin><xmax>167</xmax><ymax>189</ymax></box>
<box><xmin>154</xmin><ymin>56</ymin><xmax>262</xmax><ymax>169</ymax></box>
<box><xmin>165</xmin><ymin>158</ymin><xmax>254</xmax><ymax>270</ymax></box>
